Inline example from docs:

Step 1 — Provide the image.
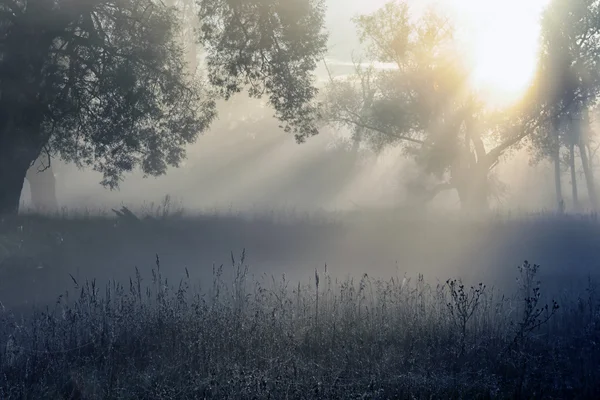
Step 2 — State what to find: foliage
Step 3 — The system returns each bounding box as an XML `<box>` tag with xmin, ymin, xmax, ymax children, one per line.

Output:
<box><xmin>0</xmin><ymin>0</ymin><xmax>329</xmax><ymax>215</ymax></box>
<box><xmin>537</xmin><ymin>0</ymin><xmax>600</xmax><ymax>114</ymax></box>
<box><xmin>323</xmin><ymin>3</ymin><xmax>464</xmax><ymax>153</ymax></box>
<box><xmin>526</xmin><ymin>0</ymin><xmax>600</xmax><ymax>163</ymax></box>
<box><xmin>0</xmin><ymin>0</ymin><xmax>215</xmax><ymax>189</ymax></box>
<box><xmin>197</xmin><ymin>0</ymin><xmax>328</xmax><ymax>142</ymax></box>
<box><xmin>321</xmin><ymin>1</ymin><xmax>528</xmax><ymax>210</ymax></box>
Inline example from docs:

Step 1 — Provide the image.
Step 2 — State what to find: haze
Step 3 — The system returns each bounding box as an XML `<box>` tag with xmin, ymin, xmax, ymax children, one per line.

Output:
<box><xmin>5</xmin><ymin>0</ymin><xmax>599</xmax><ymax>307</ymax></box>
<box><xmin>3</xmin><ymin>2</ymin><xmax>600</xmax><ymax>396</ymax></box>
<box><xmin>19</xmin><ymin>0</ymin><xmax>563</xmax><ymax>213</ymax></box>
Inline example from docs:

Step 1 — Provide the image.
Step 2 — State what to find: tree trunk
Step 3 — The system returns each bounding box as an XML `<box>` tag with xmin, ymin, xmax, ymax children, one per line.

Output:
<box><xmin>579</xmin><ymin>141</ymin><xmax>597</xmax><ymax>210</ymax></box>
<box><xmin>569</xmin><ymin>142</ymin><xmax>579</xmax><ymax>211</ymax></box>
<box><xmin>554</xmin><ymin>142</ymin><xmax>564</xmax><ymax>213</ymax></box>
<box><xmin>26</xmin><ymin>157</ymin><xmax>58</xmax><ymax>212</ymax></box>
<box><xmin>454</xmin><ymin>166</ymin><xmax>489</xmax><ymax>214</ymax></box>
<box><xmin>457</xmin><ymin>184</ymin><xmax>489</xmax><ymax>214</ymax></box>
<box><xmin>0</xmin><ymin>148</ymin><xmax>35</xmax><ymax>216</ymax></box>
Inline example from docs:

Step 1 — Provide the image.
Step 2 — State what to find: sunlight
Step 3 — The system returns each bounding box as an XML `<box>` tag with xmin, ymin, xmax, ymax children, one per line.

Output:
<box><xmin>440</xmin><ymin>0</ymin><xmax>551</xmax><ymax>107</ymax></box>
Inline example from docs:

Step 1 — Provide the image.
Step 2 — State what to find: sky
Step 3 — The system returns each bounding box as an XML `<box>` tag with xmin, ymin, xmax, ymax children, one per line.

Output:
<box><xmin>325</xmin><ymin>0</ymin><xmax>426</xmax><ymax>61</ymax></box>
<box><xmin>325</xmin><ymin>0</ymin><xmax>551</xmax><ymax>107</ymax></box>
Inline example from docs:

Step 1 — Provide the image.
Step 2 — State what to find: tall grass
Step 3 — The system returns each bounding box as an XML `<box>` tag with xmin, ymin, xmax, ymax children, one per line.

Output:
<box><xmin>1</xmin><ymin>254</ymin><xmax>598</xmax><ymax>399</ymax></box>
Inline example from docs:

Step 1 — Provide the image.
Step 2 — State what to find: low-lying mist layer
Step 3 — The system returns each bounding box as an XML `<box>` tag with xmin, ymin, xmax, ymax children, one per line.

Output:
<box><xmin>1</xmin><ymin>207</ymin><xmax>599</xmax><ymax>314</ymax></box>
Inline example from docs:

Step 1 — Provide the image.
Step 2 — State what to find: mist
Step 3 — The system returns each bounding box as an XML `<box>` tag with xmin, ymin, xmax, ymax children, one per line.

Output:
<box><xmin>5</xmin><ymin>0</ymin><xmax>595</xmax><ymax>312</ymax></box>
<box><xmin>12</xmin><ymin>0</ymin><xmax>585</xmax><ymax>294</ymax></box>
<box><xmin>4</xmin><ymin>0</ymin><xmax>600</xmax><ymax>396</ymax></box>
<box><xmin>16</xmin><ymin>0</ymin><xmax>566</xmax><ymax>215</ymax></box>
<box><xmin>20</xmin><ymin>108</ymin><xmax>563</xmax><ymax>215</ymax></box>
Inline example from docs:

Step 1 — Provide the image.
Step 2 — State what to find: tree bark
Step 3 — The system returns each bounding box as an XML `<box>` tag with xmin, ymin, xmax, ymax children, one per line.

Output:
<box><xmin>579</xmin><ymin>141</ymin><xmax>597</xmax><ymax>210</ymax></box>
<box><xmin>457</xmin><ymin>180</ymin><xmax>489</xmax><ymax>213</ymax></box>
<box><xmin>569</xmin><ymin>142</ymin><xmax>579</xmax><ymax>211</ymax></box>
<box><xmin>451</xmin><ymin>161</ymin><xmax>490</xmax><ymax>214</ymax></box>
<box><xmin>554</xmin><ymin>142</ymin><xmax>564</xmax><ymax>213</ymax></box>
<box><xmin>459</xmin><ymin>113</ymin><xmax>490</xmax><ymax>213</ymax></box>
<box><xmin>0</xmin><ymin>146</ymin><xmax>35</xmax><ymax>216</ymax></box>
<box><xmin>0</xmin><ymin>102</ymin><xmax>46</xmax><ymax>215</ymax></box>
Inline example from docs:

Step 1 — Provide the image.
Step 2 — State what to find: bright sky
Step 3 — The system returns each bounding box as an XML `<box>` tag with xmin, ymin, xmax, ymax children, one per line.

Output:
<box><xmin>327</xmin><ymin>0</ymin><xmax>551</xmax><ymax>108</ymax></box>
<box><xmin>440</xmin><ymin>0</ymin><xmax>551</xmax><ymax>107</ymax></box>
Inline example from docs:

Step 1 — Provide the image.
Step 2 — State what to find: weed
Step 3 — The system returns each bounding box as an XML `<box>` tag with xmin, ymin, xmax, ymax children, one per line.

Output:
<box><xmin>0</xmin><ymin>257</ymin><xmax>597</xmax><ymax>399</ymax></box>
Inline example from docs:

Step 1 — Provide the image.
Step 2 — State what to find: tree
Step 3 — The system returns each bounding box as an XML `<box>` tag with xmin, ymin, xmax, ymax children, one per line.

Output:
<box><xmin>197</xmin><ymin>0</ymin><xmax>327</xmax><ymax>142</ymax></box>
<box><xmin>0</xmin><ymin>0</ymin><xmax>327</xmax><ymax>215</ymax></box>
<box><xmin>321</xmin><ymin>2</ymin><xmax>533</xmax><ymax>212</ymax></box>
<box><xmin>22</xmin><ymin>0</ymin><xmax>200</xmax><ymax>213</ymax></box>
<box><xmin>527</xmin><ymin>0</ymin><xmax>600</xmax><ymax>211</ymax></box>
<box><xmin>0</xmin><ymin>0</ymin><xmax>210</xmax><ymax>215</ymax></box>
<box><xmin>166</xmin><ymin>0</ymin><xmax>200</xmax><ymax>73</ymax></box>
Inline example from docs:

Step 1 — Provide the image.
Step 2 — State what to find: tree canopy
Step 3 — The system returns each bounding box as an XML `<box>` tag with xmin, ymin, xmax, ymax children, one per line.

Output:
<box><xmin>198</xmin><ymin>0</ymin><xmax>327</xmax><ymax>142</ymax></box>
<box><xmin>6</xmin><ymin>0</ymin><xmax>600</xmax><ymax>215</ymax></box>
<box><xmin>0</xmin><ymin>0</ymin><xmax>328</xmax><ymax>214</ymax></box>
<box><xmin>322</xmin><ymin>3</ymin><xmax>513</xmax><ymax>210</ymax></box>
<box><xmin>321</xmin><ymin>0</ymin><xmax>600</xmax><ymax>212</ymax></box>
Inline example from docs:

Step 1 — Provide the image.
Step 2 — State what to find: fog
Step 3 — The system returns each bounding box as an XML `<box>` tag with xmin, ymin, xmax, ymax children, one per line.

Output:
<box><xmin>18</xmin><ymin>108</ymin><xmax>563</xmax><ymax>215</ymax></box>
<box><xmin>5</xmin><ymin>2</ymin><xmax>600</xmax><ymax>397</ymax></box>
<box><xmin>7</xmin><ymin>0</ymin><xmax>600</xmax><ymax>317</ymax></box>
<box><xmin>18</xmin><ymin>116</ymin><xmax>561</xmax><ymax>214</ymax></box>
<box><xmin>17</xmin><ymin>0</ymin><xmax>567</xmax><ymax>214</ymax></box>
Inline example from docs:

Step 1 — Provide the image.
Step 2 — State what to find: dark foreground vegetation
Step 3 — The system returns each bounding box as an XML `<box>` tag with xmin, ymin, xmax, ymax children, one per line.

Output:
<box><xmin>1</xmin><ymin>209</ymin><xmax>600</xmax><ymax>398</ymax></box>
<box><xmin>0</xmin><ymin>248</ymin><xmax>599</xmax><ymax>398</ymax></box>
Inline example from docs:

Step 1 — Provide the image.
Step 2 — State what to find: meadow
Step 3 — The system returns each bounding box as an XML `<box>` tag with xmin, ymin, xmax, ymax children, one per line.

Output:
<box><xmin>1</xmin><ymin>205</ymin><xmax>600</xmax><ymax>398</ymax></box>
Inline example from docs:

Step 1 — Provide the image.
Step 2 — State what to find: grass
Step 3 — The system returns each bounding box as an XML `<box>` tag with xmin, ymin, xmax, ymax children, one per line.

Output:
<box><xmin>1</xmin><ymin>207</ymin><xmax>600</xmax><ymax>398</ymax></box>
<box><xmin>0</xmin><ymin>251</ymin><xmax>598</xmax><ymax>399</ymax></box>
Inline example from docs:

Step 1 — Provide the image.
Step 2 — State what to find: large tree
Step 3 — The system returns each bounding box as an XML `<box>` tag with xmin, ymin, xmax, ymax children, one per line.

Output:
<box><xmin>0</xmin><ymin>0</ymin><xmax>327</xmax><ymax>215</ymax></box>
<box><xmin>322</xmin><ymin>2</ymin><xmax>538</xmax><ymax>211</ymax></box>
<box><xmin>22</xmin><ymin>0</ymin><xmax>200</xmax><ymax>213</ymax></box>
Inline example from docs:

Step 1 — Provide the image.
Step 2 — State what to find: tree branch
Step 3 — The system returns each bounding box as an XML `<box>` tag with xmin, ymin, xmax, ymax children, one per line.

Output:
<box><xmin>330</xmin><ymin>113</ymin><xmax>424</xmax><ymax>145</ymax></box>
<box><xmin>486</xmin><ymin>88</ymin><xmax>593</xmax><ymax>164</ymax></box>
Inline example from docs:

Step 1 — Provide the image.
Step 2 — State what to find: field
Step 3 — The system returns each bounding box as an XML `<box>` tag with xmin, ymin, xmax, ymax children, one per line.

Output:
<box><xmin>1</xmin><ymin>206</ymin><xmax>600</xmax><ymax>398</ymax></box>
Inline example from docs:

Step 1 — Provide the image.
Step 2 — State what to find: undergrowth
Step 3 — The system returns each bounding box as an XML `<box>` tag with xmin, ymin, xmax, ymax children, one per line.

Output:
<box><xmin>0</xmin><ymin>254</ymin><xmax>598</xmax><ymax>399</ymax></box>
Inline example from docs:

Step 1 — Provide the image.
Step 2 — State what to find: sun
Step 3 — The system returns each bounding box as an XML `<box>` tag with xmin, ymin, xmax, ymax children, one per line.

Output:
<box><xmin>439</xmin><ymin>0</ymin><xmax>551</xmax><ymax>107</ymax></box>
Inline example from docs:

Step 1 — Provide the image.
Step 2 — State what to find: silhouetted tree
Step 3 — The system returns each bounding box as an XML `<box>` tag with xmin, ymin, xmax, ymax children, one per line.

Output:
<box><xmin>197</xmin><ymin>0</ymin><xmax>327</xmax><ymax>142</ymax></box>
<box><xmin>24</xmin><ymin>0</ymin><xmax>200</xmax><ymax>209</ymax></box>
<box><xmin>0</xmin><ymin>0</ymin><xmax>327</xmax><ymax>215</ymax></box>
